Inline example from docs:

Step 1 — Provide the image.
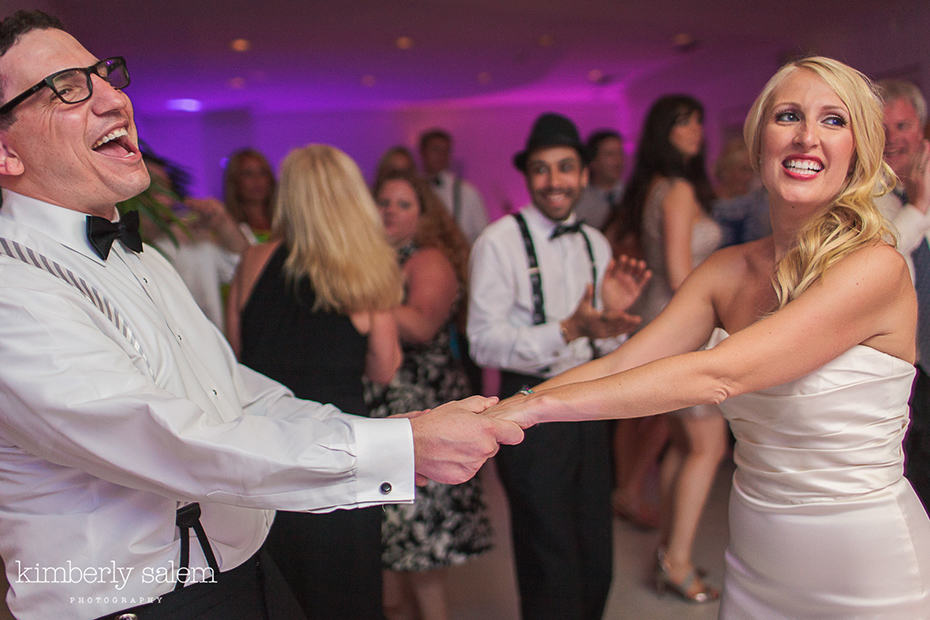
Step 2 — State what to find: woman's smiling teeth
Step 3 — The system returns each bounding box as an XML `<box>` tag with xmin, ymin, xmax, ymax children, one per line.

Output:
<box><xmin>783</xmin><ymin>158</ymin><xmax>823</xmax><ymax>176</ymax></box>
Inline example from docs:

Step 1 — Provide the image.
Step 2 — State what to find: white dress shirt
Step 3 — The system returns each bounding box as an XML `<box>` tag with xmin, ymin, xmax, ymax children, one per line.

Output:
<box><xmin>467</xmin><ymin>204</ymin><xmax>621</xmax><ymax>378</ymax></box>
<box><xmin>431</xmin><ymin>169</ymin><xmax>489</xmax><ymax>244</ymax></box>
<box><xmin>875</xmin><ymin>184</ymin><xmax>930</xmax><ymax>281</ymax></box>
<box><xmin>0</xmin><ymin>190</ymin><xmax>414</xmax><ymax>619</ymax></box>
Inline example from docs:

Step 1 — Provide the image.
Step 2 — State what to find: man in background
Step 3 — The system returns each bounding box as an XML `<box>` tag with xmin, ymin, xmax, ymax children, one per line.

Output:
<box><xmin>876</xmin><ymin>78</ymin><xmax>930</xmax><ymax>514</ymax></box>
<box><xmin>574</xmin><ymin>129</ymin><xmax>626</xmax><ymax>229</ymax></box>
<box><xmin>419</xmin><ymin>128</ymin><xmax>488</xmax><ymax>243</ymax></box>
<box><xmin>468</xmin><ymin>113</ymin><xmax>648</xmax><ymax>619</ymax></box>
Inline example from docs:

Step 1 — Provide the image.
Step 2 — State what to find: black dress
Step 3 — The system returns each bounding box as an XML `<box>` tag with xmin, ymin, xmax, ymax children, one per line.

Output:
<box><xmin>240</xmin><ymin>245</ymin><xmax>383</xmax><ymax>620</ymax></box>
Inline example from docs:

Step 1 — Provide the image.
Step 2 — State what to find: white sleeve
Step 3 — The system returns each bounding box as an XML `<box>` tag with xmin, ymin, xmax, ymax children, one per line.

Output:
<box><xmin>460</xmin><ymin>182</ymin><xmax>489</xmax><ymax>244</ymax></box>
<box><xmin>0</xmin><ymin>280</ymin><xmax>414</xmax><ymax>513</ymax></box>
<box><xmin>876</xmin><ymin>192</ymin><xmax>930</xmax><ymax>256</ymax></box>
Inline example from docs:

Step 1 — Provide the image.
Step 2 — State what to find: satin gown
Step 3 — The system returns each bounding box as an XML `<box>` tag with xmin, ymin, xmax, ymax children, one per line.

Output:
<box><xmin>709</xmin><ymin>329</ymin><xmax>930</xmax><ymax>618</ymax></box>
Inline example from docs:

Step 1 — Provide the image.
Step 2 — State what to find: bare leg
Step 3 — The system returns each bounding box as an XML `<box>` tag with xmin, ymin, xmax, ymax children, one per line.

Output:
<box><xmin>663</xmin><ymin>411</ymin><xmax>727</xmax><ymax>595</ymax></box>
<box><xmin>382</xmin><ymin>569</ymin><xmax>415</xmax><ymax>620</ymax></box>
<box><xmin>657</xmin><ymin>415</ymin><xmax>686</xmax><ymax>546</ymax></box>
<box><xmin>408</xmin><ymin>568</ymin><xmax>449</xmax><ymax>620</ymax></box>
<box><xmin>613</xmin><ymin>416</ymin><xmax>669</xmax><ymax>528</ymax></box>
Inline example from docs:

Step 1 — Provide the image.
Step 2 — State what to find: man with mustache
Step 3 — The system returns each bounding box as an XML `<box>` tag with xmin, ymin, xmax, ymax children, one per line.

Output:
<box><xmin>467</xmin><ymin>112</ymin><xmax>649</xmax><ymax>619</ymax></box>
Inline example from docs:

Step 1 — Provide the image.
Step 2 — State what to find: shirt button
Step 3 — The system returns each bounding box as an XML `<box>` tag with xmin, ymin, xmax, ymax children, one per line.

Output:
<box><xmin>176</xmin><ymin>334</ymin><xmax>183</xmax><ymax>342</ymax></box>
<box><xmin>379</xmin><ymin>482</ymin><xmax>392</xmax><ymax>495</ymax></box>
<box><xmin>211</xmin><ymin>389</ymin><xmax>218</xmax><ymax>396</ymax></box>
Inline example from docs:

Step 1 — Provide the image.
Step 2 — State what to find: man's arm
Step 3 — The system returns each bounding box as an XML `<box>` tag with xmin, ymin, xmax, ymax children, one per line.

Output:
<box><xmin>0</xmin><ymin>272</ymin><xmax>515</xmax><ymax>511</ymax></box>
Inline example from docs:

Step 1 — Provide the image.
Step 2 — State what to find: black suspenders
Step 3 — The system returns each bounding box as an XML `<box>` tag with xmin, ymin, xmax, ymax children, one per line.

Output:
<box><xmin>512</xmin><ymin>213</ymin><xmax>598</xmax><ymax>324</ymax></box>
<box><xmin>512</xmin><ymin>213</ymin><xmax>600</xmax><ymax>359</ymax></box>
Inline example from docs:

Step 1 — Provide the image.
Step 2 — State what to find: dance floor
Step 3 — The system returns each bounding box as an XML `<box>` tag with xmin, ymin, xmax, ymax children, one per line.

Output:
<box><xmin>448</xmin><ymin>457</ymin><xmax>733</xmax><ymax>620</ymax></box>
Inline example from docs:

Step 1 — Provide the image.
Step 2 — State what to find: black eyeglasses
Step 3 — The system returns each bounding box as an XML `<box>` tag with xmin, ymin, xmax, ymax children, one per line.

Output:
<box><xmin>0</xmin><ymin>56</ymin><xmax>129</xmax><ymax>117</ymax></box>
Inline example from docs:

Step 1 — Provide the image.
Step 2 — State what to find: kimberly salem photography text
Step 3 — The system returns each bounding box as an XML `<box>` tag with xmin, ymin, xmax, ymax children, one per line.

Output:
<box><xmin>14</xmin><ymin>559</ymin><xmax>216</xmax><ymax>592</ymax></box>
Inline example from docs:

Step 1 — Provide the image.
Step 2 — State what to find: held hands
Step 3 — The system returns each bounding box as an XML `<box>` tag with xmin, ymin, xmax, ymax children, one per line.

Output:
<box><xmin>483</xmin><ymin>392</ymin><xmax>539</xmax><ymax>430</ymax></box>
<box><xmin>409</xmin><ymin>395</ymin><xmax>524</xmax><ymax>485</ymax></box>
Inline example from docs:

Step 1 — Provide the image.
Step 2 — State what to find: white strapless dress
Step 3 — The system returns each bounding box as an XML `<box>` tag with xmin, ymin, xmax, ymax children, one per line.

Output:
<box><xmin>708</xmin><ymin>329</ymin><xmax>930</xmax><ymax>619</ymax></box>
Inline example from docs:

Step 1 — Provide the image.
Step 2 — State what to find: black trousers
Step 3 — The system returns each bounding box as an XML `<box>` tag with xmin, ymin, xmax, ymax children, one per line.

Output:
<box><xmin>906</xmin><ymin>365</ymin><xmax>930</xmax><ymax>516</ymax></box>
<box><xmin>495</xmin><ymin>371</ymin><xmax>613</xmax><ymax>620</ymax></box>
<box><xmin>97</xmin><ymin>549</ymin><xmax>305</xmax><ymax>620</ymax></box>
<box><xmin>264</xmin><ymin>507</ymin><xmax>384</xmax><ymax>619</ymax></box>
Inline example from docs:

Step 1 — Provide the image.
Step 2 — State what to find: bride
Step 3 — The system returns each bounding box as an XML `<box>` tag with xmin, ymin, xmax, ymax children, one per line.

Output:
<box><xmin>487</xmin><ymin>56</ymin><xmax>930</xmax><ymax>617</ymax></box>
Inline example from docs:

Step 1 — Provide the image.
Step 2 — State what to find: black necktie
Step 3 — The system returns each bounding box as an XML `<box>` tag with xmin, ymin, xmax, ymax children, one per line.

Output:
<box><xmin>86</xmin><ymin>210</ymin><xmax>143</xmax><ymax>260</ymax></box>
<box><xmin>550</xmin><ymin>222</ymin><xmax>583</xmax><ymax>239</ymax></box>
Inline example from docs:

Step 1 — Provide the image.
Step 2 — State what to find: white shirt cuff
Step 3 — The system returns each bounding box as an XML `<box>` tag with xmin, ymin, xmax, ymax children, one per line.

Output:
<box><xmin>350</xmin><ymin>416</ymin><xmax>415</xmax><ymax>506</ymax></box>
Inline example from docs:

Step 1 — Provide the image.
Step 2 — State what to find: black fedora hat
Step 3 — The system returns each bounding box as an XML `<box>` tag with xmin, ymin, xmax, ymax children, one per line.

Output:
<box><xmin>513</xmin><ymin>112</ymin><xmax>588</xmax><ymax>171</ymax></box>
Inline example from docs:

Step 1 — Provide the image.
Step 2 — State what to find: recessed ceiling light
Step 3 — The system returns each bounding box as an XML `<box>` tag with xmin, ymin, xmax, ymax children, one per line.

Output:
<box><xmin>361</xmin><ymin>74</ymin><xmax>377</xmax><ymax>87</ymax></box>
<box><xmin>395</xmin><ymin>36</ymin><xmax>414</xmax><ymax>50</ymax></box>
<box><xmin>228</xmin><ymin>77</ymin><xmax>246</xmax><ymax>89</ymax></box>
<box><xmin>230</xmin><ymin>38</ymin><xmax>251</xmax><ymax>52</ymax></box>
<box><xmin>672</xmin><ymin>33</ymin><xmax>699</xmax><ymax>52</ymax></box>
<box><xmin>537</xmin><ymin>34</ymin><xmax>555</xmax><ymax>47</ymax></box>
<box><xmin>166</xmin><ymin>98</ymin><xmax>202</xmax><ymax>112</ymax></box>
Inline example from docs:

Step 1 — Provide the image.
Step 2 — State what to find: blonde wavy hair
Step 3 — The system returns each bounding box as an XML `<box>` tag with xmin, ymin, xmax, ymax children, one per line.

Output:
<box><xmin>273</xmin><ymin>144</ymin><xmax>403</xmax><ymax>313</ymax></box>
<box><xmin>743</xmin><ymin>56</ymin><xmax>896</xmax><ymax>307</ymax></box>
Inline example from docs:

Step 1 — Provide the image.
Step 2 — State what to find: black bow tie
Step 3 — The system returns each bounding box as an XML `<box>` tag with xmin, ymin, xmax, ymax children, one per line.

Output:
<box><xmin>550</xmin><ymin>221</ymin><xmax>583</xmax><ymax>239</ymax></box>
<box><xmin>86</xmin><ymin>210</ymin><xmax>143</xmax><ymax>260</ymax></box>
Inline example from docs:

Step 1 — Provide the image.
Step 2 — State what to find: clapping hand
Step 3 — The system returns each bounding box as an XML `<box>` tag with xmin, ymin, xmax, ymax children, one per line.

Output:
<box><xmin>602</xmin><ymin>255</ymin><xmax>651</xmax><ymax>314</ymax></box>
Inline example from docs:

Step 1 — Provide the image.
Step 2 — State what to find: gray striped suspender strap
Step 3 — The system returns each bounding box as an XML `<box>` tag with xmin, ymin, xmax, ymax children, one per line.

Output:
<box><xmin>0</xmin><ymin>237</ymin><xmax>219</xmax><ymax>582</ymax></box>
<box><xmin>0</xmin><ymin>237</ymin><xmax>150</xmax><ymax>372</ymax></box>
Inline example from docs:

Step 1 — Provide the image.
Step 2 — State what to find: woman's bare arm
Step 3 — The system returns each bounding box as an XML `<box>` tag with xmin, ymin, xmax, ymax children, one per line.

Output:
<box><xmin>392</xmin><ymin>247</ymin><xmax>459</xmax><ymax>344</ymax></box>
<box><xmin>363</xmin><ymin>310</ymin><xmax>403</xmax><ymax>385</ymax></box>
<box><xmin>489</xmin><ymin>244</ymin><xmax>915</xmax><ymax>428</ymax></box>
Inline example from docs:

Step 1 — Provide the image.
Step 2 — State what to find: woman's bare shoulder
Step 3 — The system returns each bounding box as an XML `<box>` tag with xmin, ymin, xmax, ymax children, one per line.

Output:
<box><xmin>405</xmin><ymin>246</ymin><xmax>453</xmax><ymax>273</ymax></box>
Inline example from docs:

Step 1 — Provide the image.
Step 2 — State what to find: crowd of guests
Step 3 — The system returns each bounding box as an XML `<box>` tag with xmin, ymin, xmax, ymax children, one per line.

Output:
<box><xmin>126</xmin><ymin>69</ymin><xmax>930</xmax><ymax>618</ymax></box>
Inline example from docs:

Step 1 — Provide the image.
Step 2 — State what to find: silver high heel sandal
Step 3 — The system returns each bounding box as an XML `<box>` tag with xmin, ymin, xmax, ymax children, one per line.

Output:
<box><xmin>654</xmin><ymin>548</ymin><xmax>719</xmax><ymax>603</ymax></box>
